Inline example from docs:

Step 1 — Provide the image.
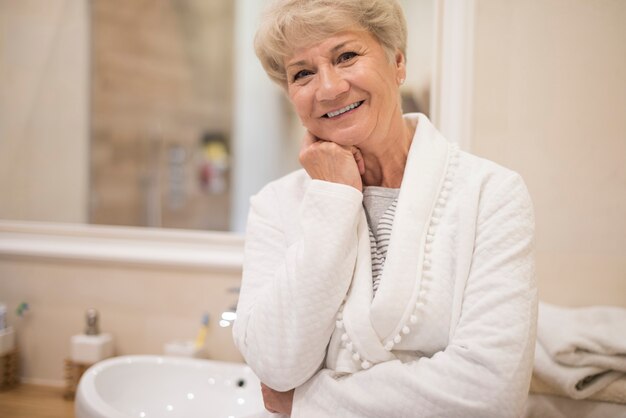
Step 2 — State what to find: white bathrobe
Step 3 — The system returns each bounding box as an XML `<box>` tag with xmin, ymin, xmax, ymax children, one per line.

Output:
<box><xmin>233</xmin><ymin>114</ymin><xmax>537</xmax><ymax>417</ymax></box>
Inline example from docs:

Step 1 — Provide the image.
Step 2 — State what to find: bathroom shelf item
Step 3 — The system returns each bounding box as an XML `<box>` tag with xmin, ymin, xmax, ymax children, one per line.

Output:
<box><xmin>0</xmin><ymin>348</ymin><xmax>19</xmax><ymax>391</ymax></box>
<box><xmin>64</xmin><ymin>358</ymin><xmax>93</xmax><ymax>400</ymax></box>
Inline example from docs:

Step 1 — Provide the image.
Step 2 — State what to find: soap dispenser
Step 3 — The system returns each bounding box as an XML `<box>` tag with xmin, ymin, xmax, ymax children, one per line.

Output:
<box><xmin>70</xmin><ymin>309</ymin><xmax>113</xmax><ymax>364</ymax></box>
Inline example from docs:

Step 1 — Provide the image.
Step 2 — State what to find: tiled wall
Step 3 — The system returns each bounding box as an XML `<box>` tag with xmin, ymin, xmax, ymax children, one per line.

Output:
<box><xmin>90</xmin><ymin>0</ymin><xmax>234</xmax><ymax>230</ymax></box>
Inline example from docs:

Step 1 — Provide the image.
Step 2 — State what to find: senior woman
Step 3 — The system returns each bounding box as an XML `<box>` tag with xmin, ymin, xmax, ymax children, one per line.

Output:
<box><xmin>233</xmin><ymin>0</ymin><xmax>537</xmax><ymax>416</ymax></box>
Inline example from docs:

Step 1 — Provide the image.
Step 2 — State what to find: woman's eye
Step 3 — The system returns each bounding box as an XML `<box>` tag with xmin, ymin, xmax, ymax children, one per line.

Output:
<box><xmin>293</xmin><ymin>70</ymin><xmax>313</xmax><ymax>81</ymax></box>
<box><xmin>337</xmin><ymin>52</ymin><xmax>358</xmax><ymax>63</ymax></box>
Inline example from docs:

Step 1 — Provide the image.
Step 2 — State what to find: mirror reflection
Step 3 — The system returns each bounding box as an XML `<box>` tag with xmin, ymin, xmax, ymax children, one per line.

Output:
<box><xmin>0</xmin><ymin>0</ymin><xmax>433</xmax><ymax>232</ymax></box>
<box><xmin>89</xmin><ymin>0</ymin><xmax>235</xmax><ymax>230</ymax></box>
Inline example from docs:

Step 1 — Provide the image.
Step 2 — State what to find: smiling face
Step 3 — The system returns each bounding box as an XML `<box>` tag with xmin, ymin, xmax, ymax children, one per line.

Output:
<box><xmin>285</xmin><ymin>29</ymin><xmax>406</xmax><ymax>148</ymax></box>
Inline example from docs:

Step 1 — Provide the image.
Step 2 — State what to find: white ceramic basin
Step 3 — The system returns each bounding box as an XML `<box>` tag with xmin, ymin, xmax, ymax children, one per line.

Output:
<box><xmin>75</xmin><ymin>355</ymin><xmax>265</xmax><ymax>418</ymax></box>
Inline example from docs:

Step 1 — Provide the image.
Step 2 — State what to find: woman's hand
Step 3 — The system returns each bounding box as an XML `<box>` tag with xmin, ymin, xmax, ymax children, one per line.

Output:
<box><xmin>299</xmin><ymin>131</ymin><xmax>365</xmax><ymax>192</ymax></box>
<box><xmin>261</xmin><ymin>382</ymin><xmax>294</xmax><ymax>415</ymax></box>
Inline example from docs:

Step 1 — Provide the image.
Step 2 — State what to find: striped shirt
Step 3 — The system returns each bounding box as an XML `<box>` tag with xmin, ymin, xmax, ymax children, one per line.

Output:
<box><xmin>362</xmin><ymin>187</ymin><xmax>400</xmax><ymax>295</ymax></box>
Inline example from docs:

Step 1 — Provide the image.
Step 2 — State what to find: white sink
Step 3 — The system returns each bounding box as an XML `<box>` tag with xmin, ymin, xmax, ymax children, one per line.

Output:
<box><xmin>75</xmin><ymin>355</ymin><xmax>265</xmax><ymax>418</ymax></box>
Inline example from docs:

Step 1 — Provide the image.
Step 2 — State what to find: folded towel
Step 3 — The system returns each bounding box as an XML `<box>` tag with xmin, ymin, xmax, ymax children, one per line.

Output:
<box><xmin>530</xmin><ymin>373</ymin><xmax>626</xmax><ymax>404</ymax></box>
<box><xmin>538</xmin><ymin>303</ymin><xmax>626</xmax><ymax>372</ymax></box>
<box><xmin>533</xmin><ymin>302</ymin><xmax>626</xmax><ymax>399</ymax></box>
<box><xmin>533</xmin><ymin>339</ymin><xmax>623</xmax><ymax>399</ymax></box>
<box><xmin>523</xmin><ymin>392</ymin><xmax>626</xmax><ymax>418</ymax></box>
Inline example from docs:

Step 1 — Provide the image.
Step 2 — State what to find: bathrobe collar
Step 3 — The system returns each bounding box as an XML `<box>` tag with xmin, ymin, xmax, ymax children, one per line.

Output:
<box><xmin>328</xmin><ymin>113</ymin><xmax>458</xmax><ymax>372</ymax></box>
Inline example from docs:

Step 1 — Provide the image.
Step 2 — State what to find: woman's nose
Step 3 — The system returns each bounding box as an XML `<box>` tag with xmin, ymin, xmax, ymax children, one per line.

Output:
<box><xmin>315</xmin><ymin>67</ymin><xmax>349</xmax><ymax>102</ymax></box>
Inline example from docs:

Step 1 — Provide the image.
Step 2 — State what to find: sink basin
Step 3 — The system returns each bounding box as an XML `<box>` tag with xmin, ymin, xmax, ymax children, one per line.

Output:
<box><xmin>75</xmin><ymin>355</ymin><xmax>265</xmax><ymax>418</ymax></box>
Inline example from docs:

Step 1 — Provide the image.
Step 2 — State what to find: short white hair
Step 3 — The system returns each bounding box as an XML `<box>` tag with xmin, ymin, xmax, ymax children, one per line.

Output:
<box><xmin>255</xmin><ymin>0</ymin><xmax>408</xmax><ymax>87</ymax></box>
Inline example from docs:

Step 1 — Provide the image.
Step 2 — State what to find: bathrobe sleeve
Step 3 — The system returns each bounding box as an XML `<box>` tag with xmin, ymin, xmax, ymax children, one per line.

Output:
<box><xmin>233</xmin><ymin>178</ymin><xmax>363</xmax><ymax>391</ymax></box>
<box><xmin>292</xmin><ymin>173</ymin><xmax>537</xmax><ymax>418</ymax></box>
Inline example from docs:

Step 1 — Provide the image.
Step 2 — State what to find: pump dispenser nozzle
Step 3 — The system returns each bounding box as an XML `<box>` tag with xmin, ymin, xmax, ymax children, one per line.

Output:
<box><xmin>85</xmin><ymin>308</ymin><xmax>100</xmax><ymax>336</ymax></box>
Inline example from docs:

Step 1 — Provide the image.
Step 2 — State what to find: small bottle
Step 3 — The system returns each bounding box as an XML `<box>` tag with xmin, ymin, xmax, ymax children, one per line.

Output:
<box><xmin>0</xmin><ymin>304</ymin><xmax>6</xmax><ymax>330</ymax></box>
<box><xmin>0</xmin><ymin>303</ymin><xmax>15</xmax><ymax>356</ymax></box>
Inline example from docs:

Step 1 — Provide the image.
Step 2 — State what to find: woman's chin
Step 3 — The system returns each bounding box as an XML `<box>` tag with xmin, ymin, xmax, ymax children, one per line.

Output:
<box><xmin>312</xmin><ymin>130</ymin><xmax>363</xmax><ymax>147</ymax></box>
<box><xmin>319</xmin><ymin>123</ymin><xmax>376</xmax><ymax>147</ymax></box>
<box><xmin>327</xmin><ymin>138</ymin><xmax>360</xmax><ymax>148</ymax></box>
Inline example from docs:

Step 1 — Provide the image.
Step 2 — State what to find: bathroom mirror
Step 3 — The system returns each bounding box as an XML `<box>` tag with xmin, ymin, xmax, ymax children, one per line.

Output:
<box><xmin>0</xmin><ymin>0</ymin><xmax>434</xmax><ymax>233</ymax></box>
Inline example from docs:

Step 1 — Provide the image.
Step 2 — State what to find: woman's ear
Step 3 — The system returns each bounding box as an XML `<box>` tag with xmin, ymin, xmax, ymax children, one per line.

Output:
<box><xmin>395</xmin><ymin>50</ymin><xmax>407</xmax><ymax>85</ymax></box>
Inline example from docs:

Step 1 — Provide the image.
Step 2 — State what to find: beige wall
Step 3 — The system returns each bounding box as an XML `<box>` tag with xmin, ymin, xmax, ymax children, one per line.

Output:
<box><xmin>471</xmin><ymin>0</ymin><xmax>626</xmax><ymax>306</ymax></box>
<box><xmin>0</xmin><ymin>257</ymin><xmax>243</xmax><ymax>385</ymax></box>
<box><xmin>0</xmin><ymin>0</ymin><xmax>88</xmax><ymax>223</ymax></box>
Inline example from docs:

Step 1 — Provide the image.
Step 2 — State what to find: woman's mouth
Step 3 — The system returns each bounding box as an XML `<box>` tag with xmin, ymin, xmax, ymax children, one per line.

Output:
<box><xmin>324</xmin><ymin>101</ymin><xmax>364</xmax><ymax>118</ymax></box>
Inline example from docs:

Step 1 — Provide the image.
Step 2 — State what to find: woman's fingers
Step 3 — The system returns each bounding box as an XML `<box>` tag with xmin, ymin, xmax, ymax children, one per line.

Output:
<box><xmin>299</xmin><ymin>131</ymin><xmax>365</xmax><ymax>191</ymax></box>
<box><xmin>351</xmin><ymin>146</ymin><xmax>365</xmax><ymax>176</ymax></box>
<box><xmin>260</xmin><ymin>383</ymin><xmax>294</xmax><ymax>414</ymax></box>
